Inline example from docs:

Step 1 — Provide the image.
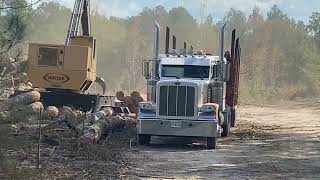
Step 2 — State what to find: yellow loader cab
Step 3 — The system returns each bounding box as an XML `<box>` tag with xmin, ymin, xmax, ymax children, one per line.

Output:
<box><xmin>27</xmin><ymin>36</ymin><xmax>114</xmax><ymax>112</ymax></box>
<box><xmin>22</xmin><ymin>0</ymin><xmax>124</xmax><ymax>113</ymax></box>
<box><xmin>28</xmin><ymin>36</ymin><xmax>97</xmax><ymax>91</ymax></box>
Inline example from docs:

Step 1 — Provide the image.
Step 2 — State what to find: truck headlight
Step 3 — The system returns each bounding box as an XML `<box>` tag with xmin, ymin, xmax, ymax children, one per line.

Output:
<box><xmin>139</xmin><ymin>101</ymin><xmax>156</xmax><ymax>112</ymax></box>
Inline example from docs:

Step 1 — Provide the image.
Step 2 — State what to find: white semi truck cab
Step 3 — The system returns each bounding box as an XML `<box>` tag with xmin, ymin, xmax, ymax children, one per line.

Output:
<box><xmin>138</xmin><ymin>22</ymin><xmax>241</xmax><ymax>149</ymax></box>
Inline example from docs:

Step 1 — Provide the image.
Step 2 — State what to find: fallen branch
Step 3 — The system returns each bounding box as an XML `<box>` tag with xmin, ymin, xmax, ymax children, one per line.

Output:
<box><xmin>43</xmin><ymin>146</ymin><xmax>57</xmax><ymax>169</ymax></box>
<box><xmin>0</xmin><ymin>102</ymin><xmax>43</xmax><ymax>123</ymax></box>
<box><xmin>37</xmin><ymin>110</ymin><xmax>42</xmax><ymax>169</ymax></box>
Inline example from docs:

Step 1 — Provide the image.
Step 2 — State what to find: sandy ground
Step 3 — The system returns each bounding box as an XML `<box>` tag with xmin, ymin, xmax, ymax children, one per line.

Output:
<box><xmin>122</xmin><ymin>101</ymin><xmax>320</xmax><ymax>179</ymax></box>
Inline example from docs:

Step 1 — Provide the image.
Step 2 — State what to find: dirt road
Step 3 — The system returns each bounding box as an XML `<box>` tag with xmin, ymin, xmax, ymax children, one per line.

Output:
<box><xmin>122</xmin><ymin>101</ymin><xmax>320</xmax><ymax>179</ymax></box>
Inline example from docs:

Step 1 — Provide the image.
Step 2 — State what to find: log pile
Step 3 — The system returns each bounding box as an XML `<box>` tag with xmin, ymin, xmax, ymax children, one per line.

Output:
<box><xmin>0</xmin><ymin>59</ymin><xmax>140</xmax><ymax>145</ymax></box>
<box><xmin>0</xmin><ymin>90</ymin><xmax>136</xmax><ymax>146</ymax></box>
<box><xmin>116</xmin><ymin>91</ymin><xmax>144</xmax><ymax>114</ymax></box>
<box><xmin>0</xmin><ymin>60</ymin><xmax>141</xmax><ymax>178</ymax></box>
<box><xmin>0</xmin><ymin>91</ymin><xmax>43</xmax><ymax>123</ymax></box>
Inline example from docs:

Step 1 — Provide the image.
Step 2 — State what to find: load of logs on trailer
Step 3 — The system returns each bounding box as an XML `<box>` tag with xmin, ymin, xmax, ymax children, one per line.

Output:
<box><xmin>0</xmin><ymin>86</ymin><xmax>141</xmax><ymax>146</ymax></box>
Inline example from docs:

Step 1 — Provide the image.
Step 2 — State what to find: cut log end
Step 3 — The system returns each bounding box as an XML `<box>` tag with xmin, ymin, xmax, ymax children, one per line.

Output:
<box><xmin>131</xmin><ymin>91</ymin><xmax>141</xmax><ymax>99</ymax></box>
<box><xmin>29</xmin><ymin>102</ymin><xmax>44</xmax><ymax>114</ymax></box>
<box><xmin>116</xmin><ymin>91</ymin><xmax>125</xmax><ymax>101</ymax></box>
<box><xmin>44</xmin><ymin>106</ymin><xmax>59</xmax><ymax>118</ymax></box>
<box><xmin>59</xmin><ymin>106</ymin><xmax>82</xmax><ymax>128</ymax></box>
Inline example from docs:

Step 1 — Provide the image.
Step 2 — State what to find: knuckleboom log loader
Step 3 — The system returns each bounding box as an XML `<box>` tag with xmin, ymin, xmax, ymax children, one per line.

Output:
<box><xmin>138</xmin><ymin>22</ymin><xmax>241</xmax><ymax>149</ymax></box>
<box><xmin>27</xmin><ymin>0</ymin><xmax>125</xmax><ymax>112</ymax></box>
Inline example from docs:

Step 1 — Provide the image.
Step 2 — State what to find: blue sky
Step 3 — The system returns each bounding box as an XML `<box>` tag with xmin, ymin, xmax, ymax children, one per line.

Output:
<box><xmin>42</xmin><ymin>0</ymin><xmax>320</xmax><ymax>23</ymax></box>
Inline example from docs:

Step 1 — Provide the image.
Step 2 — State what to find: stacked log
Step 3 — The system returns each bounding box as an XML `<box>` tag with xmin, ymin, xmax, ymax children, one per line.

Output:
<box><xmin>82</xmin><ymin>114</ymin><xmax>125</xmax><ymax>144</ymax></box>
<box><xmin>131</xmin><ymin>91</ymin><xmax>144</xmax><ymax>114</ymax></box>
<box><xmin>58</xmin><ymin>106</ymin><xmax>82</xmax><ymax>129</ymax></box>
<box><xmin>119</xmin><ymin>91</ymin><xmax>144</xmax><ymax>115</ymax></box>
<box><xmin>44</xmin><ymin>106</ymin><xmax>59</xmax><ymax>118</ymax></box>
<box><xmin>0</xmin><ymin>89</ymin><xmax>135</xmax><ymax>146</ymax></box>
<box><xmin>0</xmin><ymin>91</ymin><xmax>43</xmax><ymax>123</ymax></box>
<box><xmin>116</xmin><ymin>91</ymin><xmax>125</xmax><ymax>101</ymax></box>
<box><xmin>0</xmin><ymin>90</ymin><xmax>41</xmax><ymax>111</ymax></box>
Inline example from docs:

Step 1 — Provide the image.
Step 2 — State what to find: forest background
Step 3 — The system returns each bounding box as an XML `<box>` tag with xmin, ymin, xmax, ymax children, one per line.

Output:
<box><xmin>2</xmin><ymin>0</ymin><xmax>320</xmax><ymax>103</ymax></box>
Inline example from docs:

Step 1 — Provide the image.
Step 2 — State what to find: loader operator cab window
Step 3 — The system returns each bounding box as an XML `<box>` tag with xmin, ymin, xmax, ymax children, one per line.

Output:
<box><xmin>161</xmin><ymin>65</ymin><xmax>210</xmax><ymax>79</ymax></box>
<box><xmin>38</xmin><ymin>47</ymin><xmax>59</xmax><ymax>66</ymax></box>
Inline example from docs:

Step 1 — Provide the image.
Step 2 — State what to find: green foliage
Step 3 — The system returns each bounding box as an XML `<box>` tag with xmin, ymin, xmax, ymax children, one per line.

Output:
<box><xmin>0</xmin><ymin>0</ymin><xmax>31</xmax><ymax>56</ymax></box>
<box><xmin>308</xmin><ymin>12</ymin><xmax>320</xmax><ymax>49</ymax></box>
<box><xmin>267</xmin><ymin>5</ymin><xmax>288</xmax><ymax>21</ymax></box>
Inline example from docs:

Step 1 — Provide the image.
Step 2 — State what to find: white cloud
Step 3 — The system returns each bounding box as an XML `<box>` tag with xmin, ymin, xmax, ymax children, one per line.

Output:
<box><xmin>92</xmin><ymin>0</ymin><xmax>142</xmax><ymax>17</ymax></box>
<box><xmin>49</xmin><ymin>0</ymin><xmax>74</xmax><ymax>8</ymax></box>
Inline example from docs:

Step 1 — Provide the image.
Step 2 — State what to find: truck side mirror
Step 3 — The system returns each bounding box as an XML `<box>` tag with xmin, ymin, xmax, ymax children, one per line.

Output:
<box><xmin>142</xmin><ymin>60</ymin><xmax>150</xmax><ymax>79</ymax></box>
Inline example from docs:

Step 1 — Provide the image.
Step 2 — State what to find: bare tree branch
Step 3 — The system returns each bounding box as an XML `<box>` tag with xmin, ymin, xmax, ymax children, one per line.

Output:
<box><xmin>0</xmin><ymin>0</ymin><xmax>42</xmax><ymax>10</ymax></box>
<box><xmin>0</xmin><ymin>7</ymin><xmax>27</xmax><ymax>55</ymax></box>
<box><xmin>0</xmin><ymin>40</ymin><xmax>21</xmax><ymax>55</ymax></box>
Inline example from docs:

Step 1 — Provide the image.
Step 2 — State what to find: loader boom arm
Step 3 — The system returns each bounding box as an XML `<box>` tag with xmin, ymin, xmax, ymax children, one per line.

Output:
<box><xmin>65</xmin><ymin>0</ymin><xmax>91</xmax><ymax>45</ymax></box>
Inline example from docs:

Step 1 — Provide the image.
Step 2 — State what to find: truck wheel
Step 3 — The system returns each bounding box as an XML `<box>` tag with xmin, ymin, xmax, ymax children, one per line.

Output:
<box><xmin>138</xmin><ymin>134</ymin><xmax>151</xmax><ymax>145</ymax></box>
<box><xmin>221</xmin><ymin>118</ymin><xmax>230</xmax><ymax>137</ymax></box>
<box><xmin>207</xmin><ymin>137</ymin><xmax>217</xmax><ymax>149</ymax></box>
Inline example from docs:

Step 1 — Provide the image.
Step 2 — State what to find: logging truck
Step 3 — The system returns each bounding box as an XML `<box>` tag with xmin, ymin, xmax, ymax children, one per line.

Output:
<box><xmin>137</xmin><ymin>22</ymin><xmax>241</xmax><ymax>149</ymax></box>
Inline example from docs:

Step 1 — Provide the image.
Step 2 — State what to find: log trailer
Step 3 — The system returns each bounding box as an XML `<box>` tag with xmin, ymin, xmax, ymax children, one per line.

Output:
<box><xmin>27</xmin><ymin>0</ymin><xmax>124</xmax><ymax>113</ymax></box>
<box><xmin>138</xmin><ymin>22</ymin><xmax>241</xmax><ymax>149</ymax></box>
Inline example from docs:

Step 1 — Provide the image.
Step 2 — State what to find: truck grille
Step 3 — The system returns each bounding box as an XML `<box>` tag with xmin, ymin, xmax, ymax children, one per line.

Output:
<box><xmin>159</xmin><ymin>86</ymin><xmax>195</xmax><ymax>117</ymax></box>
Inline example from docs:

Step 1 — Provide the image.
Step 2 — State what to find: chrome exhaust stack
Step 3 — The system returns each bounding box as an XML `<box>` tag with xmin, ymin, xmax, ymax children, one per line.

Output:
<box><xmin>219</xmin><ymin>23</ymin><xmax>227</xmax><ymax>63</ymax></box>
<box><xmin>146</xmin><ymin>21</ymin><xmax>161</xmax><ymax>102</ymax></box>
<box><xmin>209</xmin><ymin>23</ymin><xmax>228</xmax><ymax>111</ymax></box>
<box><xmin>154</xmin><ymin>21</ymin><xmax>160</xmax><ymax>60</ymax></box>
<box><xmin>173</xmin><ymin>35</ymin><xmax>176</xmax><ymax>50</ymax></box>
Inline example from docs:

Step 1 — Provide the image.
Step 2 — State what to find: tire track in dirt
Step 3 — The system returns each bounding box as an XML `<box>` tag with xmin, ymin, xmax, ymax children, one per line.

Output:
<box><xmin>122</xmin><ymin>101</ymin><xmax>320</xmax><ymax>179</ymax></box>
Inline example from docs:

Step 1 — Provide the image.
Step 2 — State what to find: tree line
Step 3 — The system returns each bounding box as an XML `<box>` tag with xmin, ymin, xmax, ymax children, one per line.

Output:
<box><xmin>1</xmin><ymin>1</ymin><xmax>320</xmax><ymax>102</ymax></box>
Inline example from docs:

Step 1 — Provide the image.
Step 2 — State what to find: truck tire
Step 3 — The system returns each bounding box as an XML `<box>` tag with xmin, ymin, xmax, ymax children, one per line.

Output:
<box><xmin>207</xmin><ymin>137</ymin><xmax>217</xmax><ymax>149</ymax></box>
<box><xmin>221</xmin><ymin>117</ymin><xmax>230</xmax><ymax>137</ymax></box>
<box><xmin>138</xmin><ymin>134</ymin><xmax>151</xmax><ymax>145</ymax></box>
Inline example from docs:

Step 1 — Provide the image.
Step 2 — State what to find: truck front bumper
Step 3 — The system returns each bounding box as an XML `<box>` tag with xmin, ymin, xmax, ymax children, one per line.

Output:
<box><xmin>137</xmin><ymin>118</ymin><xmax>218</xmax><ymax>137</ymax></box>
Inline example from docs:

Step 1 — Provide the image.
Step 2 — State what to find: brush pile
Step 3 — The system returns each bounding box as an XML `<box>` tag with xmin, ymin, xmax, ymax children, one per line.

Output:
<box><xmin>0</xmin><ymin>89</ymin><xmax>138</xmax><ymax>146</ymax></box>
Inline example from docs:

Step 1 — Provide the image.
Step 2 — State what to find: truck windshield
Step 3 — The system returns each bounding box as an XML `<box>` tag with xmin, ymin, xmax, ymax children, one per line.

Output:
<box><xmin>161</xmin><ymin>65</ymin><xmax>210</xmax><ymax>79</ymax></box>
